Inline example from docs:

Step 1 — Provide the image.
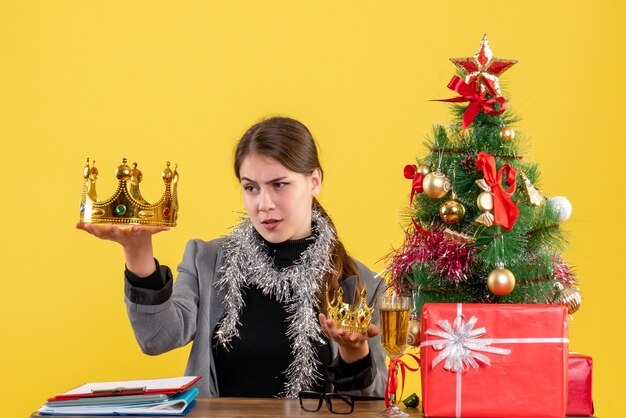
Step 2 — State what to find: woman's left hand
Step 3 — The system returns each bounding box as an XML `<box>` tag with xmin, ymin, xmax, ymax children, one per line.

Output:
<box><xmin>318</xmin><ymin>313</ymin><xmax>380</xmax><ymax>363</ymax></box>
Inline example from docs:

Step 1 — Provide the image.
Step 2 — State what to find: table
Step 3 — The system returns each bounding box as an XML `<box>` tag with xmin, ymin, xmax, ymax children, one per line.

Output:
<box><xmin>30</xmin><ymin>397</ymin><xmax>594</xmax><ymax>417</ymax></box>
<box><xmin>30</xmin><ymin>398</ymin><xmax>418</xmax><ymax>418</ymax></box>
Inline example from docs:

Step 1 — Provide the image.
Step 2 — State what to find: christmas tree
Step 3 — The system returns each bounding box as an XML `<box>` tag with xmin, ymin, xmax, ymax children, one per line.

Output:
<box><xmin>386</xmin><ymin>35</ymin><xmax>580</xmax><ymax>327</ymax></box>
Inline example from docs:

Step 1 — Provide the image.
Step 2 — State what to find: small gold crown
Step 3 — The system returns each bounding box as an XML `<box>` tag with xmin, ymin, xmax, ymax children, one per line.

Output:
<box><xmin>326</xmin><ymin>287</ymin><xmax>374</xmax><ymax>334</ymax></box>
<box><xmin>79</xmin><ymin>158</ymin><xmax>179</xmax><ymax>226</ymax></box>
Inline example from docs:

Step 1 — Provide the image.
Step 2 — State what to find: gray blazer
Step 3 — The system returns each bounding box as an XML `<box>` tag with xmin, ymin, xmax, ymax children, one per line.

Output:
<box><xmin>124</xmin><ymin>238</ymin><xmax>387</xmax><ymax>397</ymax></box>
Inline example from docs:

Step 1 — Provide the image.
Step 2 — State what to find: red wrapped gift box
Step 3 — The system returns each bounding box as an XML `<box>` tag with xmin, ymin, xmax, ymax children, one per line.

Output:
<box><xmin>420</xmin><ymin>303</ymin><xmax>569</xmax><ymax>418</ymax></box>
<box><xmin>567</xmin><ymin>353</ymin><xmax>594</xmax><ymax>416</ymax></box>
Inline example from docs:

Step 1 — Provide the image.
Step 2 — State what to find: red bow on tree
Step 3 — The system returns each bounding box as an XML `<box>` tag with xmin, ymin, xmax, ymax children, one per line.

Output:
<box><xmin>404</xmin><ymin>164</ymin><xmax>424</xmax><ymax>205</ymax></box>
<box><xmin>435</xmin><ymin>76</ymin><xmax>507</xmax><ymax>134</ymax></box>
<box><xmin>476</xmin><ymin>151</ymin><xmax>519</xmax><ymax>230</ymax></box>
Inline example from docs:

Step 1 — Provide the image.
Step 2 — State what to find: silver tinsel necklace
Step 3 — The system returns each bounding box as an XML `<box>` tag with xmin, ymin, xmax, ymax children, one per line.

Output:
<box><xmin>215</xmin><ymin>209</ymin><xmax>336</xmax><ymax>398</ymax></box>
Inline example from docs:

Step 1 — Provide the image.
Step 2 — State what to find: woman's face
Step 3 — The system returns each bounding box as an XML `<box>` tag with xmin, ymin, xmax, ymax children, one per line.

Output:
<box><xmin>239</xmin><ymin>153</ymin><xmax>321</xmax><ymax>243</ymax></box>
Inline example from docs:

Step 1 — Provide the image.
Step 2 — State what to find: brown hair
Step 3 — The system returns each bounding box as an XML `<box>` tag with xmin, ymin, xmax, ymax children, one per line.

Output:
<box><xmin>234</xmin><ymin>116</ymin><xmax>360</xmax><ymax>310</ymax></box>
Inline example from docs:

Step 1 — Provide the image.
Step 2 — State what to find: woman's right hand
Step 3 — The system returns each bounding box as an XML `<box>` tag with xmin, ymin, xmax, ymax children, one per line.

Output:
<box><xmin>75</xmin><ymin>222</ymin><xmax>170</xmax><ymax>277</ymax></box>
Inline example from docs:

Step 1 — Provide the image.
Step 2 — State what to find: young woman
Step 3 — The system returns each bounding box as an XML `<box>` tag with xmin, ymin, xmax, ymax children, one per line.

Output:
<box><xmin>76</xmin><ymin>117</ymin><xmax>386</xmax><ymax>398</ymax></box>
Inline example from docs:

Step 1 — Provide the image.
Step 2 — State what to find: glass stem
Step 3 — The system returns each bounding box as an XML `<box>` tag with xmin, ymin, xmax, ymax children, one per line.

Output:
<box><xmin>390</xmin><ymin>363</ymin><xmax>399</xmax><ymax>405</ymax></box>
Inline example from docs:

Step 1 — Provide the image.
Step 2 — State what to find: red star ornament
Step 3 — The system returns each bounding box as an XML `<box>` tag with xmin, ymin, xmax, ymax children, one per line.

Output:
<box><xmin>450</xmin><ymin>34</ymin><xmax>517</xmax><ymax>97</ymax></box>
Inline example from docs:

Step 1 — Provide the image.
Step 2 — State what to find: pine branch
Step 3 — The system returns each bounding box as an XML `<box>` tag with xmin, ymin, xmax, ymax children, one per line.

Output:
<box><xmin>431</xmin><ymin>148</ymin><xmax>525</xmax><ymax>159</ymax></box>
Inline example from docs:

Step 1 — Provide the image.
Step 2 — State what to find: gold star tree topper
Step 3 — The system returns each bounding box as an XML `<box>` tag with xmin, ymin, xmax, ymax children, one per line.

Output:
<box><xmin>450</xmin><ymin>34</ymin><xmax>517</xmax><ymax>97</ymax></box>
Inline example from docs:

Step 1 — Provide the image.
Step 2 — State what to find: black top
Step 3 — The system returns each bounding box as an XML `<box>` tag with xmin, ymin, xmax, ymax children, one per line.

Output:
<box><xmin>125</xmin><ymin>234</ymin><xmax>373</xmax><ymax>398</ymax></box>
<box><xmin>212</xmin><ymin>235</ymin><xmax>330</xmax><ymax>397</ymax></box>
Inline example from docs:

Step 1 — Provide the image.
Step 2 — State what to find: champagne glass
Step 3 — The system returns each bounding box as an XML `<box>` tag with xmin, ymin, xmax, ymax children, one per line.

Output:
<box><xmin>380</xmin><ymin>295</ymin><xmax>411</xmax><ymax>417</ymax></box>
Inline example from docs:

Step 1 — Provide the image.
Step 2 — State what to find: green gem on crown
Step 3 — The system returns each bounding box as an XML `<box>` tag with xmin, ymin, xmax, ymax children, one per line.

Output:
<box><xmin>116</xmin><ymin>204</ymin><xmax>127</xmax><ymax>215</ymax></box>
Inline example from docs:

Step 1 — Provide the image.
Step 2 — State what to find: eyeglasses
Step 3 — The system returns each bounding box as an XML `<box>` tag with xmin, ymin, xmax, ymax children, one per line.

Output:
<box><xmin>298</xmin><ymin>391</ymin><xmax>383</xmax><ymax>415</ymax></box>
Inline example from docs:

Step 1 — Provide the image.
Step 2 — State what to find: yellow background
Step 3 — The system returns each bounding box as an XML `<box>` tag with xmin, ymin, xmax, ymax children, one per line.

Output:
<box><xmin>1</xmin><ymin>1</ymin><xmax>624</xmax><ymax>416</ymax></box>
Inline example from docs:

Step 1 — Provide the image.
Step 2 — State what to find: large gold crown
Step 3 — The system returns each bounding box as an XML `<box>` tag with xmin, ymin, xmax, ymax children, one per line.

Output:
<box><xmin>326</xmin><ymin>287</ymin><xmax>375</xmax><ymax>334</ymax></box>
<box><xmin>79</xmin><ymin>158</ymin><xmax>179</xmax><ymax>226</ymax></box>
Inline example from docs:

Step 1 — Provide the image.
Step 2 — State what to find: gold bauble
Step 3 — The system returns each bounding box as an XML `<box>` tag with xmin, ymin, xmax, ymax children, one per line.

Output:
<box><xmin>499</xmin><ymin>126</ymin><xmax>516</xmax><ymax>142</ymax></box>
<box><xmin>487</xmin><ymin>266</ymin><xmax>516</xmax><ymax>296</ymax></box>
<box><xmin>560</xmin><ymin>287</ymin><xmax>581</xmax><ymax>314</ymax></box>
<box><xmin>407</xmin><ymin>319</ymin><xmax>421</xmax><ymax>346</ymax></box>
<box><xmin>439</xmin><ymin>199</ymin><xmax>466</xmax><ymax>224</ymax></box>
<box><xmin>476</xmin><ymin>191</ymin><xmax>494</xmax><ymax>212</ymax></box>
<box><xmin>422</xmin><ymin>170</ymin><xmax>450</xmax><ymax>199</ymax></box>
<box><xmin>416</xmin><ymin>165</ymin><xmax>431</xmax><ymax>176</ymax></box>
